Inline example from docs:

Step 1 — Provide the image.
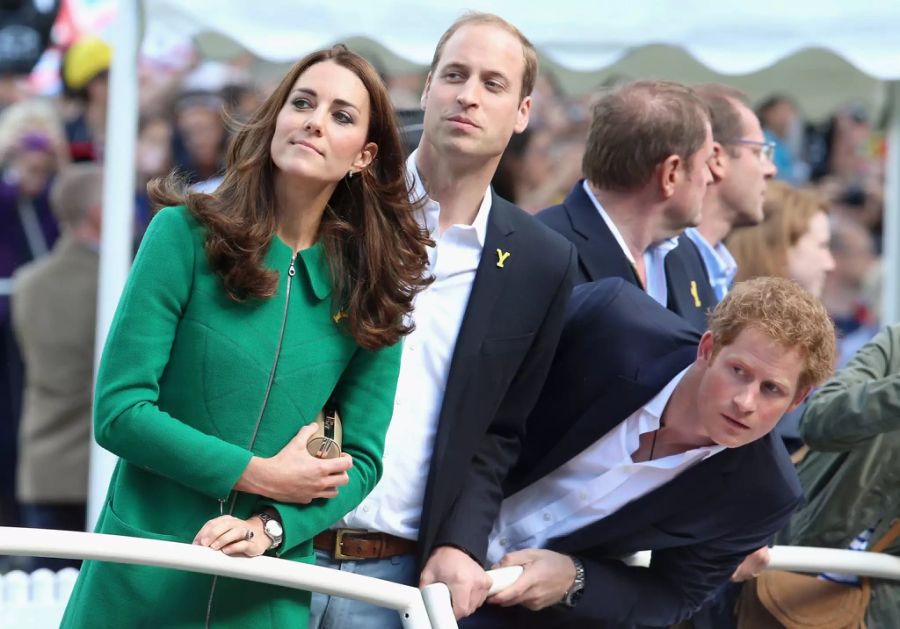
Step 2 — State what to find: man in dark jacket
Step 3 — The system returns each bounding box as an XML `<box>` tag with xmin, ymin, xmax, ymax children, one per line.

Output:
<box><xmin>470</xmin><ymin>277</ymin><xmax>835</xmax><ymax>628</ymax></box>
<box><xmin>537</xmin><ymin>80</ymin><xmax>717</xmax><ymax>332</ymax></box>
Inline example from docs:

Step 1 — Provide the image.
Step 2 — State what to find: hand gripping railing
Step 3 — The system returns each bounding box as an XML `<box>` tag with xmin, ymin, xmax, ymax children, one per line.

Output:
<box><xmin>0</xmin><ymin>527</ymin><xmax>521</xmax><ymax>629</ymax></box>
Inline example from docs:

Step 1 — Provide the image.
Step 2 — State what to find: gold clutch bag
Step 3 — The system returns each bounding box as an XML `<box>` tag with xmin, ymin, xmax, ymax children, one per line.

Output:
<box><xmin>307</xmin><ymin>399</ymin><xmax>342</xmax><ymax>459</ymax></box>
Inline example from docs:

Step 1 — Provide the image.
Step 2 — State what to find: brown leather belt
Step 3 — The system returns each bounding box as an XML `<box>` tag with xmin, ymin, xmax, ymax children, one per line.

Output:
<box><xmin>313</xmin><ymin>528</ymin><xmax>417</xmax><ymax>560</ymax></box>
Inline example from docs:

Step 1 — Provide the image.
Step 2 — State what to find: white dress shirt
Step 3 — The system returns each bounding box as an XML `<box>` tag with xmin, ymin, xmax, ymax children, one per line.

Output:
<box><xmin>339</xmin><ymin>150</ymin><xmax>491</xmax><ymax>540</ymax></box>
<box><xmin>582</xmin><ymin>180</ymin><xmax>679</xmax><ymax>307</ymax></box>
<box><xmin>486</xmin><ymin>368</ymin><xmax>725</xmax><ymax>564</ymax></box>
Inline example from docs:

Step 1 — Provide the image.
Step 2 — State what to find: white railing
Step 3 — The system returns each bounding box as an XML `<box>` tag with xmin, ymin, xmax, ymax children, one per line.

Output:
<box><xmin>622</xmin><ymin>547</ymin><xmax>900</xmax><ymax>580</ymax></box>
<box><xmin>0</xmin><ymin>527</ymin><xmax>521</xmax><ymax>629</ymax></box>
<box><xmin>2</xmin><ymin>527</ymin><xmax>899</xmax><ymax>628</ymax></box>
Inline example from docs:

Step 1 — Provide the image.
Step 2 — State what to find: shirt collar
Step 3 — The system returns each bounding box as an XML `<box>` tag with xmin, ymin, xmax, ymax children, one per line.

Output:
<box><xmin>408</xmin><ymin>149</ymin><xmax>491</xmax><ymax>247</ymax></box>
<box><xmin>685</xmin><ymin>228</ymin><xmax>738</xmax><ymax>279</ymax></box>
<box><xmin>583</xmin><ymin>179</ymin><xmax>679</xmax><ymax>263</ymax></box>
<box><xmin>583</xmin><ymin>179</ymin><xmax>635</xmax><ymax>265</ymax></box>
<box><xmin>638</xmin><ymin>366</ymin><xmax>726</xmax><ymax>460</ymax></box>
<box><xmin>641</xmin><ymin>367</ymin><xmax>689</xmax><ymax>430</ymax></box>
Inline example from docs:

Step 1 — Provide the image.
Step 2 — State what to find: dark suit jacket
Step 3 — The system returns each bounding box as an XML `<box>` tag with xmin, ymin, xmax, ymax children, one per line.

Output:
<box><xmin>492</xmin><ymin>278</ymin><xmax>802</xmax><ymax>628</ymax></box>
<box><xmin>537</xmin><ymin>181</ymin><xmax>716</xmax><ymax>332</ymax></box>
<box><xmin>416</xmin><ymin>192</ymin><xmax>578</xmax><ymax>569</ymax></box>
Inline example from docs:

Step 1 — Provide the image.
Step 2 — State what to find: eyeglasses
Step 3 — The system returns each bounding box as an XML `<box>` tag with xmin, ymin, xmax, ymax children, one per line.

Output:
<box><xmin>727</xmin><ymin>139</ymin><xmax>776</xmax><ymax>163</ymax></box>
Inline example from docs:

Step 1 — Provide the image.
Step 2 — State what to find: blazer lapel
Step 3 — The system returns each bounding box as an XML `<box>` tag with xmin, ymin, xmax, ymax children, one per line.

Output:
<box><xmin>430</xmin><ymin>193</ymin><xmax>515</xmax><ymax>467</ymax></box>
<box><xmin>565</xmin><ymin>182</ymin><xmax>640</xmax><ymax>285</ymax></box>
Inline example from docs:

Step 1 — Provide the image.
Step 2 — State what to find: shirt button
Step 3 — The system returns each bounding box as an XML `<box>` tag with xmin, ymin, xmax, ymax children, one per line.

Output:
<box><xmin>543</xmin><ymin>512</ymin><xmax>552</xmax><ymax>522</ymax></box>
<box><xmin>362</xmin><ymin>505</ymin><xmax>370</xmax><ymax>513</ymax></box>
<box><xmin>579</xmin><ymin>492</ymin><xmax>588</xmax><ymax>501</ymax></box>
<box><xmin>500</xmin><ymin>538</ymin><xmax>509</xmax><ymax>546</ymax></box>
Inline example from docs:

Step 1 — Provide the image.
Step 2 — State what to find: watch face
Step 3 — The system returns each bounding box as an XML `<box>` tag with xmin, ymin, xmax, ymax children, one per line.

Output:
<box><xmin>265</xmin><ymin>518</ymin><xmax>283</xmax><ymax>538</ymax></box>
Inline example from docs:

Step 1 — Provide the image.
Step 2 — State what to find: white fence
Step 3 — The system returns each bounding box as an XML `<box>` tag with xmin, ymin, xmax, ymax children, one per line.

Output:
<box><xmin>1</xmin><ymin>527</ymin><xmax>899</xmax><ymax>628</ymax></box>
<box><xmin>0</xmin><ymin>527</ymin><xmax>521</xmax><ymax>628</ymax></box>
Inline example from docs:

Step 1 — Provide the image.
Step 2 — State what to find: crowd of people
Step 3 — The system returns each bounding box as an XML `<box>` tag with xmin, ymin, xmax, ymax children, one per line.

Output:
<box><xmin>0</xmin><ymin>10</ymin><xmax>896</xmax><ymax>629</ymax></box>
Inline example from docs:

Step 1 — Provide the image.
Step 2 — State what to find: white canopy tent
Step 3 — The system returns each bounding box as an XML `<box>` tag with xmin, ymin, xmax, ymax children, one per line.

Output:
<box><xmin>90</xmin><ymin>0</ymin><xmax>900</xmax><ymax>524</ymax></box>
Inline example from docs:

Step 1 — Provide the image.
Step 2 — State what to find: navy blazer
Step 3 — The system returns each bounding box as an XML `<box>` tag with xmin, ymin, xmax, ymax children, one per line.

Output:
<box><xmin>537</xmin><ymin>181</ymin><xmax>717</xmax><ymax>332</ymax></box>
<box><xmin>491</xmin><ymin>279</ymin><xmax>802</xmax><ymax>629</ymax></box>
<box><xmin>418</xmin><ymin>191</ymin><xmax>578</xmax><ymax>569</ymax></box>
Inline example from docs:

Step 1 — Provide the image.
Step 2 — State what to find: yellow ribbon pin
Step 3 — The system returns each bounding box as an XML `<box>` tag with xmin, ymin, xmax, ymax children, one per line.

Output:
<box><xmin>496</xmin><ymin>249</ymin><xmax>511</xmax><ymax>268</ymax></box>
<box><xmin>689</xmin><ymin>281</ymin><xmax>702</xmax><ymax>308</ymax></box>
<box><xmin>332</xmin><ymin>308</ymin><xmax>347</xmax><ymax>324</ymax></box>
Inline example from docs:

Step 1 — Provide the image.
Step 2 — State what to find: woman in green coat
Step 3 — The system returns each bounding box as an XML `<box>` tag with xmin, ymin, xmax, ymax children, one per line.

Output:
<box><xmin>61</xmin><ymin>45</ymin><xmax>430</xmax><ymax>628</ymax></box>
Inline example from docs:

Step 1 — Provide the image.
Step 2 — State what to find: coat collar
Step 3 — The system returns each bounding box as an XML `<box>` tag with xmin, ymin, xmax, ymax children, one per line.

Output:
<box><xmin>562</xmin><ymin>181</ymin><xmax>639</xmax><ymax>284</ymax></box>
<box><xmin>269</xmin><ymin>236</ymin><xmax>332</xmax><ymax>301</ymax></box>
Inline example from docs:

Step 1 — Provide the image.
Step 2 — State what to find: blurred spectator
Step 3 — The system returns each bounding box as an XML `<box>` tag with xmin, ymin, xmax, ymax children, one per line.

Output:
<box><xmin>757</xmin><ymin>94</ymin><xmax>809</xmax><ymax>183</ymax></box>
<box><xmin>821</xmin><ymin>215</ymin><xmax>880</xmax><ymax>367</ymax></box>
<box><xmin>0</xmin><ymin>97</ymin><xmax>69</xmax><ymax>168</ymax></box>
<box><xmin>171</xmin><ymin>89</ymin><xmax>227</xmax><ymax>187</ymax></box>
<box><xmin>0</xmin><ymin>130</ymin><xmax>61</xmax><ymax>530</ymax></box>
<box><xmin>774</xmin><ymin>325</ymin><xmax>900</xmax><ymax>629</ymax></box>
<box><xmin>728</xmin><ymin>181</ymin><xmax>836</xmax><ymax>450</ymax></box>
<box><xmin>515</xmin><ymin>126</ymin><xmax>585</xmax><ymax>214</ymax></box>
<box><xmin>728</xmin><ymin>181</ymin><xmax>834</xmax><ymax>299</ymax></box>
<box><xmin>12</xmin><ymin>163</ymin><xmax>103</xmax><ymax>571</ymax></box>
<box><xmin>812</xmin><ymin>103</ymin><xmax>872</xmax><ymax>182</ymax></box>
<box><xmin>0</xmin><ymin>0</ymin><xmax>59</xmax><ymax>108</ymax></box>
<box><xmin>221</xmin><ymin>82</ymin><xmax>264</xmax><ymax>124</ymax></box>
<box><xmin>134</xmin><ymin>113</ymin><xmax>173</xmax><ymax>234</ymax></box>
<box><xmin>687</xmin><ymin>84</ymin><xmax>776</xmax><ymax>302</ymax></box>
<box><xmin>491</xmin><ymin>127</ymin><xmax>530</xmax><ymax>203</ymax></box>
<box><xmin>61</xmin><ymin>35</ymin><xmax>111</xmax><ymax>162</ymax></box>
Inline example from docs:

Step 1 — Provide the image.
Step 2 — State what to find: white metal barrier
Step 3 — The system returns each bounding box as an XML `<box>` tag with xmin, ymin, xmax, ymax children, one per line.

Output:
<box><xmin>3</xmin><ymin>527</ymin><xmax>898</xmax><ymax>628</ymax></box>
<box><xmin>622</xmin><ymin>547</ymin><xmax>900</xmax><ymax>580</ymax></box>
<box><xmin>0</xmin><ymin>527</ymin><xmax>521</xmax><ymax>629</ymax></box>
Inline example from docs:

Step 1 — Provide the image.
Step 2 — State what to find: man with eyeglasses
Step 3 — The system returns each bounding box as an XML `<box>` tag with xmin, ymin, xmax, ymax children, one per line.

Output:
<box><xmin>685</xmin><ymin>84</ymin><xmax>777</xmax><ymax>302</ymax></box>
<box><xmin>536</xmin><ymin>80</ymin><xmax>717</xmax><ymax>332</ymax></box>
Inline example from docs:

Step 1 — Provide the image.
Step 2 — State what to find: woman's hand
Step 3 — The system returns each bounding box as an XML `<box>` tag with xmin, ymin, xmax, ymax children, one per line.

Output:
<box><xmin>193</xmin><ymin>515</ymin><xmax>270</xmax><ymax>557</ymax></box>
<box><xmin>235</xmin><ymin>423</ymin><xmax>353</xmax><ymax>504</ymax></box>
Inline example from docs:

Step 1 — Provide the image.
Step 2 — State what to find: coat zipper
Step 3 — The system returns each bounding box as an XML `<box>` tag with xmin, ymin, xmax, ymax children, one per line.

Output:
<box><xmin>204</xmin><ymin>256</ymin><xmax>296</xmax><ymax>627</ymax></box>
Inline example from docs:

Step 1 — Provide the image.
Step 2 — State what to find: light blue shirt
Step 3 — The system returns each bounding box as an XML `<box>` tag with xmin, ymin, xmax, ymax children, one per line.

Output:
<box><xmin>685</xmin><ymin>228</ymin><xmax>737</xmax><ymax>302</ymax></box>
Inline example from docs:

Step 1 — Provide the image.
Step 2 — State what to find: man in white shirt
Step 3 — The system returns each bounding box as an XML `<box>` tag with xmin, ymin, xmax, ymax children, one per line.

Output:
<box><xmin>466</xmin><ymin>276</ymin><xmax>836</xmax><ymax>628</ymax></box>
<box><xmin>309</xmin><ymin>12</ymin><xmax>576</xmax><ymax>628</ymax></box>
<box><xmin>685</xmin><ymin>84</ymin><xmax>778</xmax><ymax>302</ymax></box>
<box><xmin>537</xmin><ymin>80</ymin><xmax>718</xmax><ymax>332</ymax></box>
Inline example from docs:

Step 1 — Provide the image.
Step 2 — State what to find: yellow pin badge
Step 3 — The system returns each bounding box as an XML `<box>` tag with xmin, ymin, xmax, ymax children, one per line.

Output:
<box><xmin>689</xmin><ymin>281</ymin><xmax>702</xmax><ymax>308</ymax></box>
<box><xmin>332</xmin><ymin>308</ymin><xmax>347</xmax><ymax>324</ymax></box>
<box><xmin>496</xmin><ymin>249</ymin><xmax>510</xmax><ymax>268</ymax></box>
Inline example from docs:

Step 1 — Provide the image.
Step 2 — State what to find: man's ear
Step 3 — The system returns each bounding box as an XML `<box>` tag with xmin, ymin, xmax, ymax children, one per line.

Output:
<box><xmin>786</xmin><ymin>386</ymin><xmax>812</xmax><ymax>414</ymax></box>
<box><xmin>659</xmin><ymin>154</ymin><xmax>682</xmax><ymax>199</ymax></box>
<box><xmin>708</xmin><ymin>142</ymin><xmax>727</xmax><ymax>183</ymax></box>
<box><xmin>420</xmin><ymin>72</ymin><xmax>432</xmax><ymax>110</ymax></box>
<box><xmin>696</xmin><ymin>331</ymin><xmax>715</xmax><ymax>364</ymax></box>
<box><xmin>513</xmin><ymin>95</ymin><xmax>532</xmax><ymax>134</ymax></box>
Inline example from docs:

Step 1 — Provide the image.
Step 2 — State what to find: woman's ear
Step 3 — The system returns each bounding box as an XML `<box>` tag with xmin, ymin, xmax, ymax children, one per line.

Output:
<box><xmin>351</xmin><ymin>142</ymin><xmax>378</xmax><ymax>174</ymax></box>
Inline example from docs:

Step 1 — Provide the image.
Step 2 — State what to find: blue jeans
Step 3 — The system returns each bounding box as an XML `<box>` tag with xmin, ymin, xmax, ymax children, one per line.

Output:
<box><xmin>309</xmin><ymin>549</ymin><xmax>418</xmax><ymax>629</ymax></box>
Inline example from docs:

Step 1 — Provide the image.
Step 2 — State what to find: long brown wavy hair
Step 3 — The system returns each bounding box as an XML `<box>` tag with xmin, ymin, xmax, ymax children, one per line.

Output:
<box><xmin>149</xmin><ymin>45</ymin><xmax>431</xmax><ymax>350</ymax></box>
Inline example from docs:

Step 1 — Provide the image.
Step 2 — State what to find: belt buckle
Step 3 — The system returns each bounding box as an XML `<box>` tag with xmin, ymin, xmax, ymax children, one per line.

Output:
<box><xmin>334</xmin><ymin>528</ymin><xmax>369</xmax><ymax>560</ymax></box>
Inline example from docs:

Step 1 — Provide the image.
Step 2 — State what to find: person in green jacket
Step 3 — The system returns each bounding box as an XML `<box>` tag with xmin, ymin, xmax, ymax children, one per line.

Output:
<box><xmin>61</xmin><ymin>45</ymin><xmax>431</xmax><ymax>628</ymax></box>
<box><xmin>775</xmin><ymin>324</ymin><xmax>900</xmax><ymax>628</ymax></box>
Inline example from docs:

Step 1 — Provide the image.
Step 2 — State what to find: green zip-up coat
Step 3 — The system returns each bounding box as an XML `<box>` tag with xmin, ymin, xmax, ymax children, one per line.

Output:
<box><xmin>61</xmin><ymin>206</ymin><xmax>401</xmax><ymax>628</ymax></box>
<box><xmin>776</xmin><ymin>324</ymin><xmax>900</xmax><ymax>628</ymax></box>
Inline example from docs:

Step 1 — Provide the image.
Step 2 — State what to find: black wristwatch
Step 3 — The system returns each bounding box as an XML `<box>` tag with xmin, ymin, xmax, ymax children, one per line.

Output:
<box><xmin>560</xmin><ymin>556</ymin><xmax>585</xmax><ymax>608</ymax></box>
<box><xmin>256</xmin><ymin>511</ymin><xmax>284</xmax><ymax>550</ymax></box>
